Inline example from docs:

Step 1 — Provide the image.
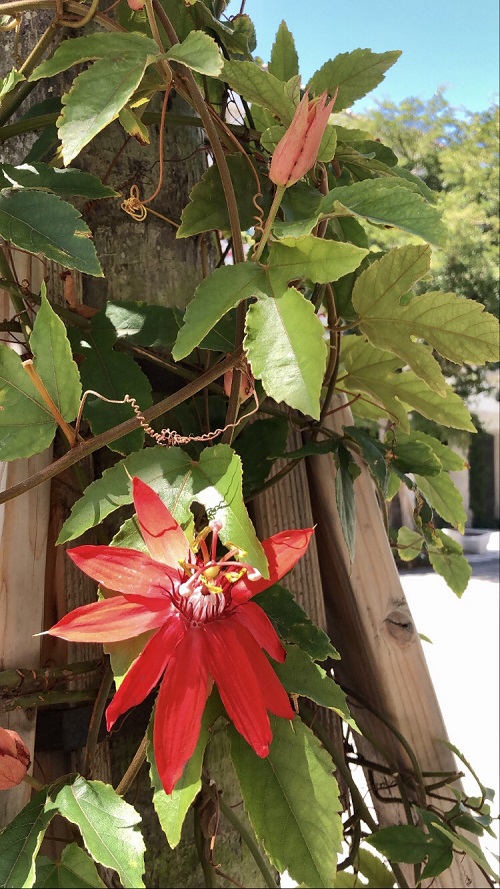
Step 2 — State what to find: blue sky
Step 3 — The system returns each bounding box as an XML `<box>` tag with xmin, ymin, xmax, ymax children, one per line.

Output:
<box><xmin>225</xmin><ymin>0</ymin><xmax>499</xmax><ymax>113</ymax></box>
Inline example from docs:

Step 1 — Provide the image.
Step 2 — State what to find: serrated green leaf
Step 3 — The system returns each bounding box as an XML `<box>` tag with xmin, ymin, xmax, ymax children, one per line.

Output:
<box><xmin>255</xmin><ymin>584</ymin><xmax>339</xmax><ymax>661</ymax></box>
<box><xmin>0</xmin><ymin>68</ymin><xmax>24</xmax><ymax>100</ymax></box>
<box><xmin>0</xmin><ymin>190</ymin><xmax>102</xmax><ymax>275</ymax></box>
<box><xmin>104</xmin><ymin>300</ymin><xmax>179</xmax><ymax>350</ymax></box>
<box><xmin>416</xmin><ymin>473</ymin><xmax>467</xmax><ymax>532</ymax></box>
<box><xmin>308</xmin><ymin>49</ymin><xmax>401</xmax><ymax>111</ymax></box>
<box><xmin>268</xmin><ymin>234</ymin><xmax>368</xmax><ymax>295</ymax></box>
<box><xmin>354</xmin><ymin>247</ymin><xmax>499</xmax><ymax>393</ymax></box>
<box><xmin>397</xmin><ymin>526</ymin><xmax>424</xmax><ymax>561</ymax></box>
<box><xmin>177</xmin><ymin>153</ymin><xmax>261</xmax><ymax>237</ymax></box>
<box><xmin>0</xmin><ymin>788</ymin><xmax>54</xmax><ymax>889</ymax></box>
<box><xmin>274</xmin><ymin>644</ymin><xmax>358</xmax><ymax>729</ymax></box>
<box><xmin>172</xmin><ymin>263</ymin><xmax>269</xmax><ymax>360</ymax></box>
<box><xmin>355</xmin><ymin>847</ymin><xmax>395</xmax><ymax>887</ymax></box>
<box><xmin>30</xmin><ymin>32</ymin><xmax>159</xmax><ymax>79</ymax></box>
<box><xmin>430</xmin><ymin>824</ymin><xmax>499</xmax><ymax>880</ymax></box>
<box><xmin>220</xmin><ymin>60</ymin><xmax>295</xmax><ymax>124</ymax></box>
<box><xmin>244</xmin><ymin>288</ymin><xmax>327</xmax><ymax>419</ymax></box>
<box><xmin>339</xmin><ymin>336</ymin><xmax>475</xmax><ymax>433</ymax></box>
<box><xmin>31</xmin><ymin>290</ymin><xmax>81</xmax><ymax>421</ymax></box>
<box><xmin>343</xmin><ymin>426</ymin><xmax>391</xmax><ymax>494</ymax></box>
<box><xmin>319</xmin><ymin>179</ymin><xmax>446</xmax><ymax>245</ymax></box>
<box><xmin>57</xmin><ymin>57</ymin><xmax>153</xmax><ymax>164</ymax></box>
<box><xmin>335</xmin><ymin>443</ymin><xmax>360</xmax><ymax>560</ymax></box>
<box><xmin>34</xmin><ymin>843</ymin><xmax>106</xmax><ymax>888</ymax></box>
<box><xmin>0</xmin><ymin>345</ymin><xmax>57</xmax><ymax>460</ymax></box>
<box><xmin>427</xmin><ymin>531</ymin><xmax>471</xmax><ymax>596</ymax></box>
<box><xmin>268</xmin><ymin>21</ymin><xmax>299</xmax><ymax>82</ymax></box>
<box><xmin>164</xmin><ymin>30</ymin><xmax>223</xmax><ymax>76</ymax></box>
<box><xmin>353</xmin><ymin>244</ymin><xmax>446</xmax><ymax>394</ymax></box>
<box><xmin>0</xmin><ymin>163</ymin><xmax>118</xmax><ymax>198</ymax></box>
<box><xmin>192</xmin><ymin>3</ymin><xmax>254</xmax><ymax>54</ymax></box>
<box><xmin>71</xmin><ymin>313</ymin><xmax>151</xmax><ymax>455</ymax></box>
<box><xmin>45</xmin><ymin>777</ymin><xmax>145</xmax><ymax>889</ymax></box>
<box><xmin>57</xmin><ymin>444</ymin><xmax>268</xmax><ymax>576</ymax></box>
<box><xmin>367</xmin><ymin>825</ymin><xmax>430</xmax><ymax>863</ymax></box>
<box><xmin>230</xmin><ymin>717</ymin><xmax>342</xmax><ymax>888</ymax></box>
<box><xmin>147</xmin><ymin>693</ymin><xmax>223</xmax><ymax>848</ymax></box>
<box><xmin>233</xmin><ymin>415</ymin><xmax>289</xmax><ymax>497</ymax></box>
<box><xmin>393</xmin><ymin>430</ymin><xmax>466</xmax><ymax>472</ymax></box>
<box><xmin>390</xmin><ymin>439</ymin><xmax>442</xmax><ymax>477</ymax></box>
<box><xmin>118</xmin><ymin>106</ymin><xmax>150</xmax><ymax>144</ymax></box>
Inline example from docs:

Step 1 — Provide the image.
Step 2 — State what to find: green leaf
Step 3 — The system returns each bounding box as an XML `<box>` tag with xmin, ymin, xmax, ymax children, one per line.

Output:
<box><xmin>147</xmin><ymin>693</ymin><xmax>223</xmax><ymax>849</ymax></box>
<box><xmin>367</xmin><ymin>825</ymin><xmax>430</xmax><ymax>864</ymax></box>
<box><xmin>57</xmin><ymin>444</ymin><xmax>268</xmax><ymax>576</ymax></box>
<box><xmin>164</xmin><ymin>30</ymin><xmax>223</xmax><ymax>76</ymax></box>
<box><xmin>255</xmin><ymin>584</ymin><xmax>339</xmax><ymax>661</ymax></box>
<box><xmin>233</xmin><ymin>415</ymin><xmax>289</xmax><ymax>497</ymax></box>
<box><xmin>0</xmin><ymin>163</ymin><xmax>118</xmax><ymax>198</ymax></box>
<box><xmin>0</xmin><ymin>345</ymin><xmax>57</xmax><ymax>460</ymax></box>
<box><xmin>354</xmin><ymin>247</ymin><xmax>499</xmax><ymax>393</ymax></box>
<box><xmin>244</xmin><ymin>288</ymin><xmax>327</xmax><ymax>419</ymax></box>
<box><xmin>104</xmin><ymin>300</ymin><xmax>179</xmax><ymax>350</ymax></box>
<box><xmin>394</xmin><ymin>430</ymin><xmax>466</xmax><ymax>472</ymax></box>
<box><xmin>220</xmin><ymin>60</ymin><xmax>295</xmax><ymax>124</ymax></box>
<box><xmin>416</xmin><ymin>473</ymin><xmax>467</xmax><ymax>532</ymax></box>
<box><xmin>319</xmin><ymin>179</ymin><xmax>446</xmax><ymax>246</ymax></box>
<box><xmin>31</xmin><ymin>289</ymin><xmax>81</xmax><ymax>421</ymax></box>
<box><xmin>0</xmin><ymin>788</ymin><xmax>54</xmax><ymax>889</ymax></box>
<box><xmin>274</xmin><ymin>645</ymin><xmax>358</xmax><ymax>729</ymax></box>
<box><xmin>335</xmin><ymin>443</ymin><xmax>360</xmax><ymax>560</ymax></box>
<box><xmin>0</xmin><ymin>68</ymin><xmax>24</xmax><ymax>100</ymax></box>
<box><xmin>30</xmin><ymin>32</ymin><xmax>158</xmax><ymax>79</ymax></box>
<box><xmin>389</xmin><ymin>440</ymin><xmax>442</xmax><ymax>478</ymax></box>
<box><xmin>427</xmin><ymin>530</ymin><xmax>471</xmax><ymax>597</ymax></box>
<box><xmin>57</xmin><ymin>57</ymin><xmax>153</xmax><ymax>165</ymax></box>
<box><xmin>268</xmin><ymin>21</ymin><xmax>299</xmax><ymax>82</ymax></box>
<box><xmin>230</xmin><ymin>717</ymin><xmax>342</xmax><ymax>888</ymax></box>
<box><xmin>339</xmin><ymin>336</ymin><xmax>475</xmax><ymax>433</ymax></box>
<box><xmin>177</xmin><ymin>153</ymin><xmax>263</xmax><ymax>237</ymax></box>
<box><xmin>397</xmin><ymin>526</ymin><xmax>424</xmax><ymax>561</ymax></box>
<box><xmin>431</xmin><ymin>824</ymin><xmax>499</xmax><ymax>880</ymax></box>
<box><xmin>355</xmin><ymin>847</ymin><xmax>395</xmax><ymax>887</ymax></box>
<box><xmin>34</xmin><ymin>844</ymin><xmax>106</xmax><ymax>888</ymax></box>
<box><xmin>0</xmin><ymin>190</ymin><xmax>102</xmax><ymax>275</ymax></box>
<box><xmin>45</xmin><ymin>777</ymin><xmax>145</xmax><ymax>889</ymax></box>
<box><xmin>268</xmin><ymin>234</ymin><xmax>368</xmax><ymax>295</ymax></box>
<box><xmin>172</xmin><ymin>263</ymin><xmax>269</xmax><ymax>360</ymax></box>
<box><xmin>308</xmin><ymin>49</ymin><xmax>402</xmax><ymax>111</ymax></box>
<box><xmin>344</xmin><ymin>426</ymin><xmax>391</xmax><ymax>494</ymax></box>
<box><xmin>71</xmin><ymin>313</ymin><xmax>152</xmax><ymax>455</ymax></box>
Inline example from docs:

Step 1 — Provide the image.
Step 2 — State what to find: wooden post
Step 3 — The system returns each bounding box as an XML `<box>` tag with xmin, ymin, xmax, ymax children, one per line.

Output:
<box><xmin>0</xmin><ymin>259</ymin><xmax>52</xmax><ymax>825</ymax></box>
<box><xmin>306</xmin><ymin>397</ymin><xmax>489</xmax><ymax>888</ymax></box>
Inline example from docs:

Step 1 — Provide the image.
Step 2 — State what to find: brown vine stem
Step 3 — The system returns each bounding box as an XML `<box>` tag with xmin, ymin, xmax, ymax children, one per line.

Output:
<box><xmin>82</xmin><ymin>663</ymin><xmax>114</xmax><ymax>778</ymax></box>
<box><xmin>115</xmin><ymin>731</ymin><xmax>148</xmax><ymax>796</ymax></box>
<box><xmin>0</xmin><ymin>347</ymin><xmax>243</xmax><ymax>506</ymax></box>
<box><xmin>0</xmin><ymin>658</ymin><xmax>102</xmax><ymax>693</ymax></box>
<box><xmin>0</xmin><ymin>688</ymin><xmax>99</xmax><ymax>711</ymax></box>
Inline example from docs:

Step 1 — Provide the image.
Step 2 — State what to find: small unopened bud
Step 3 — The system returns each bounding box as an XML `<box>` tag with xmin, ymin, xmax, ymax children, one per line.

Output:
<box><xmin>0</xmin><ymin>727</ymin><xmax>31</xmax><ymax>790</ymax></box>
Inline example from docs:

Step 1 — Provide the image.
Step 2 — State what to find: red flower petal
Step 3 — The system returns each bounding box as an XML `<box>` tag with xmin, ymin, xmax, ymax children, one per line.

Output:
<box><xmin>45</xmin><ymin>595</ymin><xmax>169</xmax><ymax>643</ymax></box>
<box><xmin>106</xmin><ymin>617</ymin><xmax>185</xmax><ymax>730</ymax></box>
<box><xmin>232</xmin><ymin>528</ymin><xmax>314</xmax><ymax>600</ymax></box>
<box><xmin>67</xmin><ymin>546</ymin><xmax>177</xmax><ymax>597</ymax></box>
<box><xmin>242</xmin><ymin>639</ymin><xmax>295</xmax><ymax>720</ymax></box>
<box><xmin>204</xmin><ymin>621</ymin><xmax>272</xmax><ymax>757</ymax></box>
<box><xmin>132</xmin><ymin>477</ymin><xmax>190</xmax><ymax>567</ymax></box>
<box><xmin>230</xmin><ymin>601</ymin><xmax>286</xmax><ymax>662</ymax></box>
<box><xmin>153</xmin><ymin>629</ymin><xmax>210</xmax><ymax>794</ymax></box>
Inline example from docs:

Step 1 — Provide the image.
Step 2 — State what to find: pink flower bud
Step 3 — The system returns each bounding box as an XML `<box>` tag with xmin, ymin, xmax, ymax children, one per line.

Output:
<box><xmin>269</xmin><ymin>90</ymin><xmax>337</xmax><ymax>188</ymax></box>
<box><xmin>224</xmin><ymin>360</ymin><xmax>255</xmax><ymax>403</ymax></box>
<box><xmin>127</xmin><ymin>0</ymin><xmax>145</xmax><ymax>10</ymax></box>
<box><xmin>0</xmin><ymin>727</ymin><xmax>31</xmax><ymax>790</ymax></box>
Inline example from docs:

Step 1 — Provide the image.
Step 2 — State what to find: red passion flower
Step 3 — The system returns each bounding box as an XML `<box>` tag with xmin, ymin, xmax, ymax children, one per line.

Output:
<box><xmin>47</xmin><ymin>477</ymin><xmax>313</xmax><ymax>793</ymax></box>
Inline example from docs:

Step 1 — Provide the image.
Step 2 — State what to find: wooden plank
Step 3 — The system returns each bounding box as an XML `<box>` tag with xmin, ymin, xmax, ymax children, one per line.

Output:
<box><xmin>0</xmin><ymin>261</ymin><xmax>52</xmax><ymax>825</ymax></box>
<box><xmin>306</xmin><ymin>397</ymin><xmax>489</xmax><ymax>887</ymax></box>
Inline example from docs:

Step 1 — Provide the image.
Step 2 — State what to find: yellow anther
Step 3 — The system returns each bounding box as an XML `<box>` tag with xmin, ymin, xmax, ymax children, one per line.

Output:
<box><xmin>225</xmin><ymin>569</ymin><xmax>247</xmax><ymax>583</ymax></box>
<box><xmin>203</xmin><ymin>566</ymin><xmax>220</xmax><ymax>580</ymax></box>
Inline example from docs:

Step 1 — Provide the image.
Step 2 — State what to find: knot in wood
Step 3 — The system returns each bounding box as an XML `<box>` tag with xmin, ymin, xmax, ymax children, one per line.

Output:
<box><xmin>383</xmin><ymin>609</ymin><xmax>415</xmax><ymax>646</ymax></box>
